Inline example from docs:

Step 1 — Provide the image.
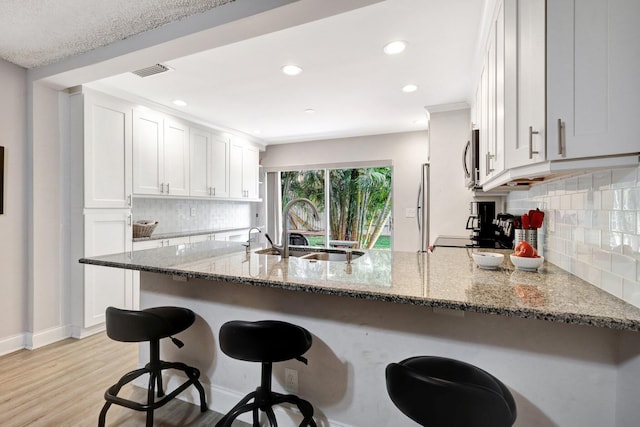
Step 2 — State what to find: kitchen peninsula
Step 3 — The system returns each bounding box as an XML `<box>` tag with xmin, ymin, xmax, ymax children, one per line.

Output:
<box><xmin>81</xmin><ymin>242</ymin><xmax>640</xmax><ymax>427</ymax></box>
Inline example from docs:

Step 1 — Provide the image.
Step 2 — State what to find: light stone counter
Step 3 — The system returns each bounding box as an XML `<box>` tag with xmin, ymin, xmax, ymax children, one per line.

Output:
<box><xmin>80</xmin><ymin>240</ymin><xmax>640</xmax><ymax>331</ymax></box>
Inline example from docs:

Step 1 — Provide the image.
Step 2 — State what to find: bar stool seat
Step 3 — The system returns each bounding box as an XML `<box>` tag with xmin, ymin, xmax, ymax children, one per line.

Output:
<box><xmin>216</xmin><ymin>320</ymin><xmax>317</xmax><ymax>427</ymax></box>
<box><xmin>386</xmin><ymin>356</ymin><xmax>517</xmax><ymax>427</ymax></box>
<box><xmin>99</xmin><ymin>306</ymin><xmax>207</xmax><ymax>427</ymax></box>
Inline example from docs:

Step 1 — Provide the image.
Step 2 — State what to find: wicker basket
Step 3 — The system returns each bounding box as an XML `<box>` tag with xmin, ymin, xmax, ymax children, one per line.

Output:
<box><xmin>133</xmin><ymin>220</ymin><xmax>158</xmax><ymax>238</ymax></box>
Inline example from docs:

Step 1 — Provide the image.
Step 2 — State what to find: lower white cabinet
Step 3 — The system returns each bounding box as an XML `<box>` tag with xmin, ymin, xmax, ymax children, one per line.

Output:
<box><xmin>83</xmin><ymin>211</ymin><xmax>134</xmax><ymax>328</ymax></box>
<box><xmin>190</xmin><ymin>233</ymin><xmax>216</xmax><ymax>243</ymax></box>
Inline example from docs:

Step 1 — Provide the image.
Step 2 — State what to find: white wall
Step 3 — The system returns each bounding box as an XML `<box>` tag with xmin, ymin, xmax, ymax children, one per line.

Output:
<box><xmin>261</xmin><ymin>131</ymin><xmax>427</xmax><ymax>252</ymax></box>
<box><xmin>27</xmin><ymin>82</ymin><xmax>69</xmax><ymax>348</ymax></box>
<box><xmin>0</xmin><ymin>59</ymin><xmax>28</xmax><ymax>353</ymax></box>
<box><xmin>428</xmin><ymin>108</ymin><xmax>475</xmax><ymax>241</ymax></box>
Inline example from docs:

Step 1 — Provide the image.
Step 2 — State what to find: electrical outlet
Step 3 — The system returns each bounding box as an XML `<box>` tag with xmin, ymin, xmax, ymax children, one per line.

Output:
<box><xmin>190</xmin><ymin>207</ymin><xmax>196</xmax><ymax>217</ymax></box>
<box><xmin>284</xmin><ymin>368</ymin><xmax>298</xmax><ymax>393</ymax></box>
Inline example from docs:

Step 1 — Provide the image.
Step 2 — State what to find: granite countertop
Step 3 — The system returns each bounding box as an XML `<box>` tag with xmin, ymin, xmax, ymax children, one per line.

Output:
<box><xmin>80</xmin><ymin>241</ymin><xmax>640</xmax><ymax>331</ymax></box>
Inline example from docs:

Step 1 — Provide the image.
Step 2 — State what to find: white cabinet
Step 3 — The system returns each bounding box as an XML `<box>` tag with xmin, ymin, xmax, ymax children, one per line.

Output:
<box><xmin>190</xmin><ymin>128</ymin><xmax>229</xmax><ymax>198</ymax></box>
<box><xmin>133</xmin><ymin>110</ymin><xmax>190</xmax><ymax>196</ymax></box>
<box><xmin>511</xmin><ymin>0</ymin><xmax>546</xmax><ymax>168</ymax></box>
<box><xmin>69</xmin><ymin>89</ymin><xmax>136</xmax><ymax>335</ymax></box>
<box><xmin>78</xmin><ymin>92</ymin><xmax>133</xmax><ymax>208</ymax></box>
<box><xmin>477</xmin><ymin>0</ymin><xmax>508</xmax><ymax>184</ymax></box>
<box><xmin>190</xmin><ymin>233</ymin><xmax>216</xmax><ymax>243</ymax></box>
<box><xmin>83</xmin><ymin>211</ymin><xmax>134</xmax><ymax>327</ymax></box>
<box><xmin>546</xmin><ymin>0</ymin><xmax>640</xmax><ymax>160</ymax></box>
<box><xmin>132</xmin><ymin>239</ymin><xmax>163</xmax><ymax>251</ymax></box>
<box><xmin>230</xmin><ymin>140</ymin><xmax>260</xmax><ymax>199</ymax></box>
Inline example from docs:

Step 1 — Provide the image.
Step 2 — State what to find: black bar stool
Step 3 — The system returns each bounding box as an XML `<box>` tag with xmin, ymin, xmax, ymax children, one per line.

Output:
<box><xmin>99</xmin><ymin>306</ymin><xmax>207</xmax><ymax>427</ymax></box>
<box><xmin>386</xmin><ymin>356</ymin><xmax>517</xmax><ymax>427</ymax></box>
<box><xmin>216</xmin><ymin>320</ymin><xmax>317</xmax><ymax>427</ymax></box>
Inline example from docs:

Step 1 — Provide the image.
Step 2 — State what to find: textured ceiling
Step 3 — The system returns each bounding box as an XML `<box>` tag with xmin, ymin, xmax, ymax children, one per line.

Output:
<box><xmin>0</xmin><ymin>0</ymin><xmax>235</xmax><ymax>68</ymax></box>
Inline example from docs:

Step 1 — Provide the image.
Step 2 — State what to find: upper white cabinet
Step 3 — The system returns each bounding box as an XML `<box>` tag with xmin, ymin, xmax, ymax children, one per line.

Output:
<box><xmin>508</xmin><ymin>0</ymin><xmax>546</xmax><ymax>169</ymax></box>
<box><xmin>230</xmin><ymin>140</ymin><xmax>260</xmax><ymax>199</ymax></box>
<box><xmin>133</xmin><ymin>109</ymin><xmax>190</xmax><ymax>196</ymax></box>
<box><xmin>72</xmin><ymin>90</ymin><xmax>133</xmax><ymax>209</ymax></box>
<box><xmin>546</xmin><ymin>0</ymin><xmax>640</xmax><ymax>160</ymax></box>
<box><xmin>477</xmin><ymin>0</ymin><xmax>508</xmax><ymax>184</ymax></box>
<box><xmin>190</xmin><ymin>128</ymin><xmax>230</xmax><ymax>198</ymax></box>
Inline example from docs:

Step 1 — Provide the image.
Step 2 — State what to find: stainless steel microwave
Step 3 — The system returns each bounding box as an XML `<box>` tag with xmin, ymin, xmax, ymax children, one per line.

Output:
<box><xmin>463</xmin><ymin>129</ymin><xmax>480</xmax><ymax>189</ymax></box>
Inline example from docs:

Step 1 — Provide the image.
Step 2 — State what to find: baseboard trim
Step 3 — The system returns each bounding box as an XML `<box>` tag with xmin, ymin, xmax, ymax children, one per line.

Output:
<box><xmin>0</xmin><ymin>333</ymin><xmax>27</xmax><ymax>356</ymax></box>
<box><xmin>25</xmin><ymin>325</ymin><xmax>72</xmax><ymax>350</ymax></box>
<box><xmin>70</xmin><ymin>323</ymin><xmax>105</xmax><ymax>339</ymax></box>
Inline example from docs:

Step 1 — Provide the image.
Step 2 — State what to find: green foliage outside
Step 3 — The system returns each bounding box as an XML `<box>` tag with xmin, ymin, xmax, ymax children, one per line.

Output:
<box><xmin>281</xmin><ymin>167</ymin><xmax>392</xmax><ymax>250</ymax></box>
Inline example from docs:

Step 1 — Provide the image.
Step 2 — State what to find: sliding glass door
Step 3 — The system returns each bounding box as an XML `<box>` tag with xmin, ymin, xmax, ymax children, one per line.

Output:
<box><xmin>276</xmin><ymin>166</ymin><xmax>392</xmax><ymax>250</ymax></box>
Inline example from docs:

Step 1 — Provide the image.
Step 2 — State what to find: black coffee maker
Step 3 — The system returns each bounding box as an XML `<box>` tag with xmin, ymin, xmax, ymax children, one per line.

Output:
<box><xmin>466</xmin><ymin>201</ymin><xmax>496</xmax><ymax>248</ymax></box>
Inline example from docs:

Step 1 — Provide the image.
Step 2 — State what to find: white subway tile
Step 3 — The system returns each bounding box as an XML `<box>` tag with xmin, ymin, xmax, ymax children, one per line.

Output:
<box><xmin>612</xmin><ymin>167</ymin><xmax>638</xmax><ymax>189</ymax></box>
<box><xmin>593</xmin><ymin>170</ymin><xmax>612</xmax><ymax>190</ymax></box>
<box><xmin>611</xmin><ymin>253</ymin><xmax>637</xmax><ymax>281</ymax></box>
<box><xmin>623</xmin><ymin>279</ymin><xmax>640</xmax><ymax>308</ymax></box>
<box><xmin>623</xmin><ymin>187</ymin><xmax>640</xmax><ymax>210</ymax></box>
<box><xmin>601</xmin><ymin>270</ymin><xmax>624</xmax><ymax>298</ymax></box>
<box><xmin>593</xmin><ymin>248</ymin><xmax>612</xmax><ymax>270</ymax></box>
<box><xmin>578</xmin><ymin>174</ymin><xmax>593</xmax><ymax>192</ymax></box>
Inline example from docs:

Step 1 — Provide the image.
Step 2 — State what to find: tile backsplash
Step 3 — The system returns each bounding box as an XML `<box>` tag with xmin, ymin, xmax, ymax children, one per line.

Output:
<box><xmin>133</xmin><ymin>197</ymin><xmax>261</xmax><ymax>234</ymax></box>
<box><xmin>507</xmin><ymin>165</ymin><xmax>640</xmax><ymax>307</ymax></box>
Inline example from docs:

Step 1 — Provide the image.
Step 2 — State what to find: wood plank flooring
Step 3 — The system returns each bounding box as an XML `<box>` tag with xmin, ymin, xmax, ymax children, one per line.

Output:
<box><xmin>0</xmin><ymin>332</ymin><xmax>248</xmax><ymax>426</ymax></box>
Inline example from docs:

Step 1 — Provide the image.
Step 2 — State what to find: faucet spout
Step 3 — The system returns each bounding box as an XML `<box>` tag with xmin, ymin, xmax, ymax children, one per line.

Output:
<box><xmin>281</xmin><ymin>198</ymin><xmax>319</xmax><ymax>258</ymax></box>
<box><xmin>245</xmin><ymin>227</ymin><xmax>262</xmax><ymax>252</ymax></box>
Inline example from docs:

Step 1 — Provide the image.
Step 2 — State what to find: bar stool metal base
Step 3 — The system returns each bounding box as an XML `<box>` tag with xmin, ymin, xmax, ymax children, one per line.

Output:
<box><xmin>216</xmin><ymin>362</ymin><xmax>316</xmax><ymax>427</ymax></box>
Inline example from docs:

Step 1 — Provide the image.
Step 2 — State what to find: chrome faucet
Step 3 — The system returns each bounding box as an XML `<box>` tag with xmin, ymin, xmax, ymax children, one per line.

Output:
<box><xmin>245</xmin><ymin>227</ymin><xmax>262</xmax><ymax>253</ymax></box>
<box><xmin>279</xmin><ymin>198</ymin><xmax>319</xmax><ymax>258</ymax></box>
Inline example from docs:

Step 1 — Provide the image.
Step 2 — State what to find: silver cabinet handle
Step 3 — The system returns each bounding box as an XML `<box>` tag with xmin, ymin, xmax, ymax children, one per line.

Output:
<box><xmin>160</xmin><ymin>183</ymin><xmax>164</xmax><ymax>193</ymax></box>
<box><xmin>212</xmin><ymin>187</ymin><xmax>216</xmax><ymax>196</ymax></box>
<box><xmin>557</xmin><ymin>119</ymin><xmax>566</xmax><ymax>157</ymax></box>
<box><xmin>529</xmin><ymin>126</ymin><xmax>539</xmax><ymax>159</ymax></box>
<box><xmin>127</xmin><ymin>215</ymin><xmax>132</xmax><ymax>226</ymax></box>
<box><xmin>166</xmin><ymin>183</ymin><xmax>170</xmax><ymax>194</ymax></box>
<box><xmin>485</xmin><ymin>152</ymin><xmax>495</xmax><ymax>174</ymax></box>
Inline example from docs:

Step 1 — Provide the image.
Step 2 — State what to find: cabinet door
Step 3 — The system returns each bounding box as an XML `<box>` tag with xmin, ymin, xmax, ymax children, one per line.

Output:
<box><xmin>163</xmin><ymin>119</ymin><xmax>190</xmax><ymax>196</ymax></box>
<box><xmin>510</xmin><ymin>0</ymin><xmax>546</xmax><ymax>168</ymax></box>
<box><xmin>547</xmin><ymin>0</ymin><xmax>640</xmax><ymax>160</ymax></box>
<box><xmin>133</xmin><ymin>109</ymin><xmax>164</xmax><ymax>195</ymax></box>
<box><xmin>229</xmin><ymin>141</ymin><xmax>244</xmax><ymax>198</ymax></box>
<box><xmin>243</xmin><ymin>145</ymin><xmax>260</xmax><ymax>199</ymax></box>
<box><xmin>210</xmin><ymin>133</ymin><xmax>230</xmax><ymax>198</ymax></box>
<box><xmin>84</xmin><ymin>94</ymin><xmax>132</xmax><ymax>208</ymax></box>
<box><xmin>189</xmin><ymin>127</ymin><xmax>211</xmax><ymax>198</ymax></box>
<box><xmin>84</xmin><ymin>212</ymin><xmax>133</xmax><ymax>327</ymax></box>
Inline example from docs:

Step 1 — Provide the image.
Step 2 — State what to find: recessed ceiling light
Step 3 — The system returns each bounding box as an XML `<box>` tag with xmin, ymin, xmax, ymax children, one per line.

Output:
<box><xmin>172</xmin><ymin>99</ymin><xmax>188</xmax><ymax>107</ymax></box>
<box><xmin>384</xmin><ymin>40</ymin><xmax>407</xmax><ymax>55</ymax></box>
<box><xmin>304</xmin><ymin>109</ymin><xmax>316</xmax><ymax>114</ymax></box>
<box><xmin>402</xmin><ymin>84</ymin><xmax>418</xmax><ymax>93</ymax></box>
<box><xmin>281</xmin><ymin>64</ymin><xmax>303</xmax><ymax>76</ymax></box>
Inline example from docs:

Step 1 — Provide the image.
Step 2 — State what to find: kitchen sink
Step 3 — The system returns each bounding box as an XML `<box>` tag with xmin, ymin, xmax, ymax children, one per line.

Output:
<box><xmin>254</xmin><ymin>247</ymin><xmax>364</xmax><ymax>262</ymax></box>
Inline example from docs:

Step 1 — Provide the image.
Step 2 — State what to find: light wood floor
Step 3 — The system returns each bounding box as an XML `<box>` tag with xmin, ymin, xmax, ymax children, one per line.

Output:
<box><xmin>0</xmin><ymin>332</ymin><xmax>248</xmax><ymax>426</ymax></box>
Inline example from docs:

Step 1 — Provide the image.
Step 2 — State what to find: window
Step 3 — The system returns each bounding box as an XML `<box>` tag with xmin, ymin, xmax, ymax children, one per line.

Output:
<box><xmin>274</xmin><ymin>166</ymin><xmax>392</xmax><ymax>250</ymax></box>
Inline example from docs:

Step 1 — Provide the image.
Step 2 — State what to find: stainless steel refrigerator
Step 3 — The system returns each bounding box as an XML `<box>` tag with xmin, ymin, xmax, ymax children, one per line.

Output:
<box><xmin>417</xmin><ymin>163</ymin><xmax>430</xmax><ymax>252</ymax></box>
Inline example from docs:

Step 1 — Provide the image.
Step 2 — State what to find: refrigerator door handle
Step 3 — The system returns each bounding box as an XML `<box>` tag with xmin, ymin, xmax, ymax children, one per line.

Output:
<box><xmin>416</xmin><ymin>184</ymin><xmax>422</xmax><ymax>231</ymax></box>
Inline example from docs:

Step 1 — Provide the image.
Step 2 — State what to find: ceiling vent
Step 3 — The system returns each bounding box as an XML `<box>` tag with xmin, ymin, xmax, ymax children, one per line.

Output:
<box><xmin>131</xmin><ymin>63</ymin><xmax>172</xmax><ymax>78</ymax></box>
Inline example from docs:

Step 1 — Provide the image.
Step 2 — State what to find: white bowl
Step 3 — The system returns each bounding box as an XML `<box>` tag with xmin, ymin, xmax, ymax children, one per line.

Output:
<box><xmin>510</xmin><ymin>254</ymin><xmax>544</xmax><ymax>271</ymax></box>
<box><xmin>472</xmin><ymin>252</ymin><xmax>504</xmax><ymax>270</ymax></box>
